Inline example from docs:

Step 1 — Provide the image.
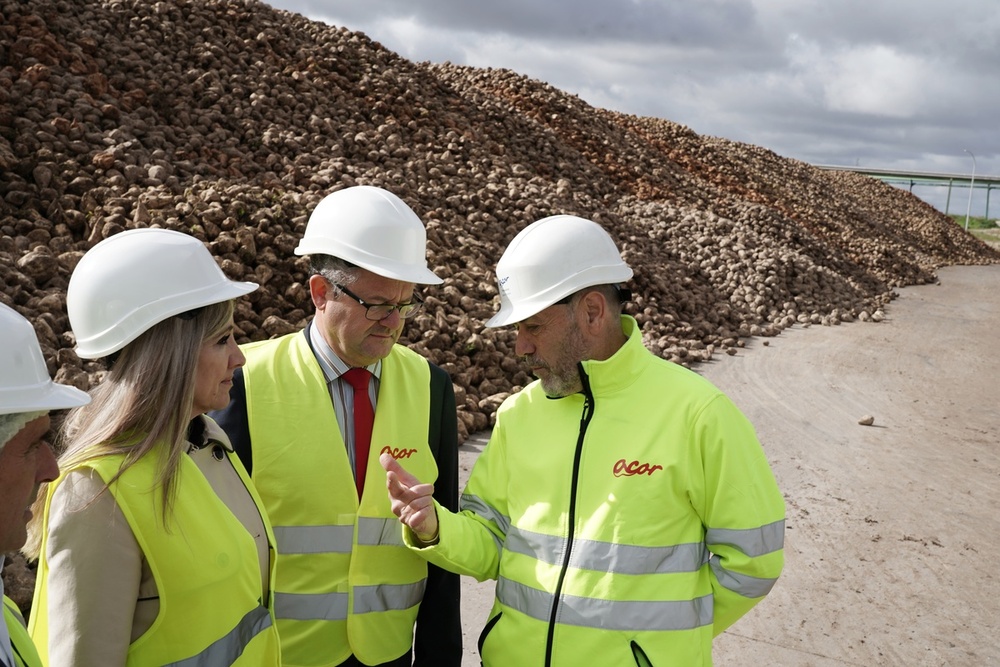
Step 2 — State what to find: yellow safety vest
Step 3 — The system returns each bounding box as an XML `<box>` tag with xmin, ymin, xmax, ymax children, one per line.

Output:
<box><xmin>242</xmin><ymin>334</ymin><xmax>439</xmax><ymax>667</ymax></box>
<box><xmin>30</xmin><ymin>447</ymin><xmax>281</xmax><ymax>666</ymax></box>
<box><xmin>4</xmin><ymin>596</ymin><xmax>41</xmax><ymax>667</ymax></box>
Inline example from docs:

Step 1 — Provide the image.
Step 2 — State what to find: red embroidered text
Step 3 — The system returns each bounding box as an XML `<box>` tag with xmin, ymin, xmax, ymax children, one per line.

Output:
<box><xmin>381</xmin><ymin>446</ymin><xmax>418</xmax><ymax>459</ymax></box>
<box><xmin>613</xmin><ymin>458</ymin><xmax>663</xmax><ymax>477</ymax></box>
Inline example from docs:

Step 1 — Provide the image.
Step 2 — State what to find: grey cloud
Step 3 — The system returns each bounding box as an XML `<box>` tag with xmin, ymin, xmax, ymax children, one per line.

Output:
<box><xmin>280</xmin><ymin>0</ymin><xmax>768</xmax><ymax>49</ymax></box>
<box><xmin>268</xmin><ymin>0</ymin><xmax>999</xmax><ymax>204</ymax></box>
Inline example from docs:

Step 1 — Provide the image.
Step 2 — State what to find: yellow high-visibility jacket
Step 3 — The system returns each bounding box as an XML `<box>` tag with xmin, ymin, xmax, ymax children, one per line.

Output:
<box><xmin>4</xmin><ymin>596</ymin><xmax>42</xmax><ymax>667</ymax></box>
<box><xmin>30</xmin><ymin>448</ymin><xmax>280</xmax><ymax>666</ymax></box>
<box><xmin>417</xmin><ymin>316</ymin><xmax>786</xmax><ymax>666</ymax></box>
<box><xmin>241</xmin><ymin>333</ymin><xmax>440</xmax><ymax>667</ymax></box>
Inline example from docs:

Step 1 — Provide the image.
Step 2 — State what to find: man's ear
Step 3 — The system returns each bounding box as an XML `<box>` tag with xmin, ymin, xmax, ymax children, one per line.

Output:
<box><xmin>309</xmin><ymin>274</ymin><xmax>330</xmax><ymax>309</ymax></box>
<box><xmin>578</xmin><ymin>289</ymin><xmax>608</xmax><ymax>332</ymax></box>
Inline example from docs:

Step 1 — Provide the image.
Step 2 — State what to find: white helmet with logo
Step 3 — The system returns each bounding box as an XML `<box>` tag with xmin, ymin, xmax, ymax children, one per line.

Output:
<box><xmin>0</xmin><ymin>302</ymin><xmax>90</xmax><ymax>416</ymax></box>
<box><xmin>294</xmin><ymin>185</ymin><xmax>442</xmax><ymax>285</ymax></box>
<box><xmin>486</xmin><ymin>215</ymin><xmax>633</xmax><ymax>328</ymax></box>
<box><xmin>68</xmin><ymin>228</ymin><xmax>258</xmax><ymax>359</ymax></box>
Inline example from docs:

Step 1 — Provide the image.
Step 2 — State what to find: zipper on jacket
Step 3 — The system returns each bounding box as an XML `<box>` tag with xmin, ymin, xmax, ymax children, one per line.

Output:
<box><xmin>544</xmin><ymin>363</ymin><xmax>595</xmax><ymax>667</ymax></box>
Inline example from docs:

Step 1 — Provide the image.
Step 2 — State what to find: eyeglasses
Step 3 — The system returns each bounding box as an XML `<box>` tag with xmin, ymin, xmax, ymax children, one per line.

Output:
<box><xmin>335</xmin><ymin>283</ymin><xmax>423</xmax><ymax>321</ymax></box>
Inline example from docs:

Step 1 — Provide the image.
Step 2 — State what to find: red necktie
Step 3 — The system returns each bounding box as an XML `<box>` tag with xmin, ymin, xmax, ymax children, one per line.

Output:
<box><xmin>343</xmin><ymin>368</ymin><xmax>374</xmax><ymax>499</ymax></box>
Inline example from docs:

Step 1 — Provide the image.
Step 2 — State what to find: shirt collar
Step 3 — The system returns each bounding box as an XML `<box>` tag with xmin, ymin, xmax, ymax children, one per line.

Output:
<box><xmin>308</xmin><ymin>321</ymin><xmax>382</xmax><ymax>382</ymax></box>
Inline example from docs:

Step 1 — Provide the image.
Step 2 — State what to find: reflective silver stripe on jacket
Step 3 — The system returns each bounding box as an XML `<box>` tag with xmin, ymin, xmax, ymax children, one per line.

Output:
<box><xmin>275</xmin><ymin>579</ymin><xmax>427</xmax><ymax>621</ymax></box>
<box><xmin>460</xmin><ymin>493</ymin><xmax>511</xmax><ymax>536</ymax></box>
<box><xmin>165</xmin><ymin>605</ymin><xmax>272</xmax><ymax>666</ymax></box>
<box><xmin>498</xmin><ymin>578</ymin><xmax>713</xmax><ymax>632</ymax></box>
<box><xmin>709</xmin><ymin>561</ymin><xmax>778</xmax><ymax>598</ymax></box>
<box><xmin>707</xmin><ymin>519</ymin><xmax>784</xmax><ymax>598</ymax></box>
<box><xmin>705</xmin><ymin>520</ymin><xmax>785</xmax><ymax>558</ymax></box>
<box><xmin>273</xmin><ymin>518</ymin><xmax>405</xmax><ymax>554</ymax></box>
<box><xmin>459</xmin><ymin>493</ymin><xmax>508</xmax><ymax>558</ymax></box>
<box><xmin>505</xmin><ymin>526</ymin><xmax>709</xmax><ymax>574</ymax></box>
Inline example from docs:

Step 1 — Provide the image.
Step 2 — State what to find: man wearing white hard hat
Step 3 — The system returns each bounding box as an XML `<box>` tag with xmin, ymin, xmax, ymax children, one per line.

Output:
<box><xmin>212</xmin><ymin>186</ymin><xmax>462</xmax><ymax>667</ymax></box>
<box><xmin>0</xmin><ymin>303</ymin><xmax>90</xmax><ymax>667</ymax></box>
<box><xmin>384</xmin><ymin>215</ymin><xmax>786</xmax><ymax>666</ymax></box>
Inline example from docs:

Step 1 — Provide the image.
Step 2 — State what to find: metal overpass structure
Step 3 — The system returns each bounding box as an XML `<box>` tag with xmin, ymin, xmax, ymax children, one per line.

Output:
<box><xmin>814</xmin><ymin>164</ymin><xmax>999</xmax><ymax>220</ymax></box>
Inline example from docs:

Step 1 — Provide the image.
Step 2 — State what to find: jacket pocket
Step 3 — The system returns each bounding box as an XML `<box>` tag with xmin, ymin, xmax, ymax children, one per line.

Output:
<box><xmin>631</xmin><ymin>640</ymin><xmax>654</xmax><ymax>667</ymax></box>
<box><xmin>477</xmin><ymin>610</ymin><xmax>503</xmax><ymax>660</ymax></box>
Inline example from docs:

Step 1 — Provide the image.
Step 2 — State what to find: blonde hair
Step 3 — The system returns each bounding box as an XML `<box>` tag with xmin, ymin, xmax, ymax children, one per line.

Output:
<box><xmin>23</xmin><ymin>300</ymin><xmax>234</xmax><ymax>559</ymax></box>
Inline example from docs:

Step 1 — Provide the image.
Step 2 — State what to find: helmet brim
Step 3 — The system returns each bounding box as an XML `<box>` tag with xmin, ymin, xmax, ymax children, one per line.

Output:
<box><xmin>0</xmin><ymin>381</ymin><xmax>90</xmax><ymax>415</ymax></box>
<box><xmin>295</xmin><ymin>240</ymin><xmax>443</xmax><ymax>285</ymax></box>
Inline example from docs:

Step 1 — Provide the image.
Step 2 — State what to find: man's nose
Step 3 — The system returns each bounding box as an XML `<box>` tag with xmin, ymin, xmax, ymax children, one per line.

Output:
<box><xmin>377</xmin><ymin>307</ymin><xmax>403</xmax><ymax>328</ymax></box>
<box><xmin>37</xmin><ymin>441</ymin><xmax>60</xmax><ymax>484</ymax></box>
<box><xmin>514</xmin><ymin>329</ymin><xmax>534</xmax><ymax>357</ymax></box>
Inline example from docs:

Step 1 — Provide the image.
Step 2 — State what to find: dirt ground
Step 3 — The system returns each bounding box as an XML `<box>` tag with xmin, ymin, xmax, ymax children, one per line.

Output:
<box><xmin>456</xmin><ymin>263</ymin><xmax>1000</xmax><ymax>666</ymax></box>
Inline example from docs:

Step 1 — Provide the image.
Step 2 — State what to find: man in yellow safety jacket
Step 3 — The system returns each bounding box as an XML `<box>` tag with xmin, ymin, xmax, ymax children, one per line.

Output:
<box><xmin>383</xmin><ymin>215</ymin><xmax>786</xmax><ymax>666</ymax></box>
<box><xmin>212</xmin><ymin>186</ymin><xmax>462</xmax><ymax>667</ymax></box>
<box><xmin>0</xmin><ymin>304</ymin><xmax>90</xmax><ymax>667</ymax></box>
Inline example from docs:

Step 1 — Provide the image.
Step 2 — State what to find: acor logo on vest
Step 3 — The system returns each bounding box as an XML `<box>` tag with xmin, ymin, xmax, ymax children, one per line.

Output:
<box><xmin>613</xmin><ymin>458</ymin><xmax>663</xmax><ymax>477</ymax></box>
<box><xmin>381</xmin><ymin>446</ymin><xmax>418</xmax><ymax>459</ymax></box>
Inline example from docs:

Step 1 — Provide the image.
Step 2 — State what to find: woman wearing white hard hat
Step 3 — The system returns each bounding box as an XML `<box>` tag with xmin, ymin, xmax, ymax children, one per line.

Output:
<box><xmin>23</xmin><ymin>229</ymin><xmax>281</xmax><ymax>666</ymax></box>
<box><xmin>1</xmin><ymin>303</ymin><xmax>90</xmax><ymax>667</ymax></box>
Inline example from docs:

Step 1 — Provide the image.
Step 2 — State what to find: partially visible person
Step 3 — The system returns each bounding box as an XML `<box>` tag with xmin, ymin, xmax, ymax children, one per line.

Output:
<box><xmin>211</xmin><ymin>185</ymin><xmax>462</xmax><ymax>667</ymax></box>
<box><xmin>383</xmin><ymin>215</ymin><xmax>786</xmax><ymax>666</ymax></box>
<box><xmin>24</xmin><ymin>228</ymin><xmax>281</xmax><ymax>666</ymax></box>
<box><xmin>0</xmin><ymin>303</ymin><xmax>90</xmax><ymax>667</ymax></box>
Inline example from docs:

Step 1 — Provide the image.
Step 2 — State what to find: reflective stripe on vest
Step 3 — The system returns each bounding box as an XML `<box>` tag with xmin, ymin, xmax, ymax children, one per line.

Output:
<box><xmin>274</xmin><ymin>581</ymin><xmax>427</xmax><ymax>621</ymax></box>
<box><xmin>273</xmin><ymin>518</ymin><xmax>405</xmax><ymax>555</ymax></box>
<box><xmin>243</xmin><ymin>334</ymin><xmax>437</xmax><ymax>667</ymax></box>
<box><xmin>164</xmin><ymin>607</ymin><xmax>273</xmax><ymax>667</ymax></box>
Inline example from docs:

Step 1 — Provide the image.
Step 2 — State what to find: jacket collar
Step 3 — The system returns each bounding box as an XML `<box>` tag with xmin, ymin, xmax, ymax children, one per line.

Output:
<box><xmin>187</xmin><ymin>414</ymin><xmax>235</xmax><ymax>453</ymax></box>
<box><xmin>578</xmin><ymin>315</ymin><xmax>646</xmax><ymax>397</ymax></box>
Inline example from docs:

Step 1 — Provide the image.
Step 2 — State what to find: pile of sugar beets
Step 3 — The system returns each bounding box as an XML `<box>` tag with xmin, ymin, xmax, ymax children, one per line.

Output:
<box><xmin>2</xmin><ymin>1</ymin><xmax>998</xmax><ymax>449</ymax></box>
<box><xmin>4</xmin><ymin>0</ymin><xmax>1000</xmax><ymax>616</ymax></box>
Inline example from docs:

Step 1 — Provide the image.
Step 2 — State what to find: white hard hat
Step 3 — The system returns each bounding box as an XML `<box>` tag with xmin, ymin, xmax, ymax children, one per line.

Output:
<box><xmin>486</xmin><ymin>215</ymin><xmax>633</xmax><ymax>328</ymax></box>
<box><xmin>68</xmin><ymin>228</ymin><xmax>258</xmax><ymax>359</ymax></box>
<box><xmin>294</xmin><ymin>186</ymin><xmax>442</xmax><ymax>285</ymax></box>
<box><xmin>0</xmin><ymin>303</ymin><xmax>91</xmax><ymax>415</ymax></box>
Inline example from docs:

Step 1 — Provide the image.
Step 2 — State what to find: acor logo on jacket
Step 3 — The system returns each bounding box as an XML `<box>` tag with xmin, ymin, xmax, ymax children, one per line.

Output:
<box><xmin>613</xmin><ymin>458</ymin><xmax>663</xmax><ymax>477</ymax></box>
<box><xmin>381</xmin><ymin>446</ymin><xmax>419</xmax><ymax>459</ymax></box>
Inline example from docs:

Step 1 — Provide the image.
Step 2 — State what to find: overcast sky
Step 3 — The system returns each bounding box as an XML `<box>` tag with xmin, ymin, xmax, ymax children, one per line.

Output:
<box><xmin>266</xmin><ymin>0</ymin><xmax>998</xmax><ymax>216</ymax></box>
